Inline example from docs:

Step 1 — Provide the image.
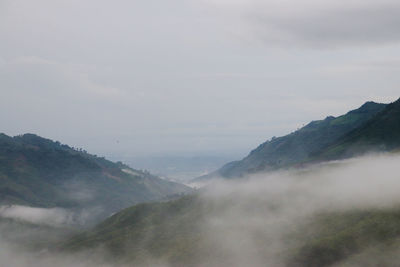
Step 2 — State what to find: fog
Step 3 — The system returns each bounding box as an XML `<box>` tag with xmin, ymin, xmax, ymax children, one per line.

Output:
<box><xmin>0</xmin><ymin>205</ymin><xmax>105</xmax><ymax>228</ymax></box>
<box><xmin>1</xmin><ymin>154</ymin><xmax>400</xmax><ymax>266</ymax></box>
<box><xmin>0</xmin><ymin>205</ymin><xmax>78</xmax><ymax>227</ymax></box>
<box><xmin>197</xmin><ymin>154</ymin><xmax>400</xmax><ymax>266</ymax></box>
<box><xmin>204</xmin><ymin>154</ymin><xmax>400</xmax><ymax>211</ymax></box>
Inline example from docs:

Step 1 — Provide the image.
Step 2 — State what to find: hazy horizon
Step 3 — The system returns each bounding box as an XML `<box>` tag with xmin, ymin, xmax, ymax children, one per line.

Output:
<box><xmin>1</xmin><ymin>0</ymin><xmax>400</xmax><ymax>163</ymax></box>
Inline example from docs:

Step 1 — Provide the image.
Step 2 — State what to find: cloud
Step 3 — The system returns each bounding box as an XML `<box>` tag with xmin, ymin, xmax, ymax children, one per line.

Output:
<box><xmin>204</xmin><ymin>0</ymin><xmax>400</xmax><ymax>48</ymax></box>
<box><xmin>190</xmin><ymin>154</ymin><xmax>400</xmax><ymax>266</ymax></box>
<box><xmin>0</xmin><ymin>205</ymin><xmax>75</xmax><ymax>227</ymax></box>
<box><xmin>1</xmin><ymin>154</ymin><xmax>400</xmax><ymax>266</ymax></box>
<box><xmin>0</xmin><ymin>204</ymin><xmax>103</xmax><ymax>227</ymax></box>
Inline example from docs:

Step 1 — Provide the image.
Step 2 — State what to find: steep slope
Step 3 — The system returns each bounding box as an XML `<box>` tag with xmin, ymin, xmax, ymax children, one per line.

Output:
<box><xmin>195</xmin><ymin>101</ymin><xmax>386</xmax><ymax>181</ymax></box>
<box><xmin>313</xmin><ymin>98</ymin><xmax>400</xmax><ymax>160</ymax></box>
<box><xmin>0</xmin><ymin>133</ymin><xmax>191</xmax><ymax>222</ymax></box>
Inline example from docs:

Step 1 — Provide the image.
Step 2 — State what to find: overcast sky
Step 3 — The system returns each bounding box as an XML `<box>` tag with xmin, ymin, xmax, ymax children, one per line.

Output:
<box><xmin>1</xmin><ymin>0</ymin><xmax>400</xmax><ymax>159</ymax></box>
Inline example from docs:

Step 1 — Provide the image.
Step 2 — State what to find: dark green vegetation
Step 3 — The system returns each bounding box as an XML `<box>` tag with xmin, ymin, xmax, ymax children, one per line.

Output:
<box><xmin>314</xmin><ymin>98</ymin><xmax>400</xmax><ymax>160</ymax></box>
<box><xmin>289</xmin><ymin>209</ymin><xmax>400</xmax><ymax>267</ymax></box>
<box><xmin>195</xmin><ymin>99</ymin><xmax>400</xmax><ymax>181</ymax></box>
<box><xmin>0</xmin><ymin>133</ymin><xmax>191</xmax><ymax>223</ymax></box>
<box><xmin>62</xmin><ymin>195</ymin><xmax>209</xmax><ymax>266</ymax></box>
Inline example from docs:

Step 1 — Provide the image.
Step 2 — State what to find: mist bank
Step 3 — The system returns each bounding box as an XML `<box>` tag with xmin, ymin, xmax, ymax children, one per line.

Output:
<box><xmin>1</xmin><ymin>153</ymin><xmax>400</xmax><ymax>266</ymax></box>
<box><xmin>50</xmin><ymin>153</ymin><xmax>400</xmax><ymax>266</ymax></box>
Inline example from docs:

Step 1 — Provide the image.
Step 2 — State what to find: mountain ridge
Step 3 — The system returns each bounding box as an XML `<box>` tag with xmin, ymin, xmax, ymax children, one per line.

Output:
<box><xmin>193</xmin><ymin>100</ymin><xmax>388</xmax><ymax>182</ymax></box>
<box><xmin>312</xmin><ymin>97</ymin><xmax>400</xmax><ymax>160</ymax></box>
<box><xmin>0</xmin><ymin>133</ymin><xmax>192</xmax><ymax>223</ymax></box>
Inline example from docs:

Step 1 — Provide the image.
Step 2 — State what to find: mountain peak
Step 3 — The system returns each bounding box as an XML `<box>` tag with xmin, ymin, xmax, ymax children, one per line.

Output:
<box><xmin>195</xmin><ymin>99</ymin><xmax>391</xmax><ymax>181</ymax></box>
<box><xmin>347</xmin><ymin>101</ymin><xmax>386</xmax><ymax>115</ymax></box>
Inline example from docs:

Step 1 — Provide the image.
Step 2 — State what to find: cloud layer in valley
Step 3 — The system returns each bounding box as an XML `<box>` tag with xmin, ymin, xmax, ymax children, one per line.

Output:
<box><xmin>2</xmin><ymin>154</ymin><xmax>400</xmax><ymax>266</ymax></box>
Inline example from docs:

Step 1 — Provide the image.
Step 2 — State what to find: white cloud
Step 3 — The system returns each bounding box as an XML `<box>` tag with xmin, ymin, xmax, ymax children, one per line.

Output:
<box><xmin>0</xmin><ymin>205</ymin><xmax>74</xmax><ymax>227</ymax></box>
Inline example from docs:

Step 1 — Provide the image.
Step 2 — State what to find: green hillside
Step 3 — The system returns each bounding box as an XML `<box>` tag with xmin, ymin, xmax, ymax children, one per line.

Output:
<box><xmin>0</xmin><ymin>133</ymin><xmax>191</xmax><ymax>223</ymax></box>
<box><xmin>195</xmin><ymin>101</ymin><xmax>387</xmax><ymax>181</ymax></box>
<box><xmin>62</xmin><ymin>194</ymin><xmax>400</xmax><ymax>267</ymax></box>
<box><xmin>62</xmin><ymin>195</ymin><xmax>206</xmax><ymax>265</ymax></box>
<box><xmin>314</xmin><ymin>98</ymin><xmax>400</xmax><ymax>160</ymax></box>
<box><xmin>280</xmin><ymin>207</ymin><xmax>400</xmax><ymax>266</ymax></box>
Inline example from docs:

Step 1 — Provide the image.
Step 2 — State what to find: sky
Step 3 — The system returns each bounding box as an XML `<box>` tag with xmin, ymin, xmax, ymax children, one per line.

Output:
<box><xmin>1</xmin><ymin>0</ymin><xmax>400</xmax><ymax>160</ymax></box>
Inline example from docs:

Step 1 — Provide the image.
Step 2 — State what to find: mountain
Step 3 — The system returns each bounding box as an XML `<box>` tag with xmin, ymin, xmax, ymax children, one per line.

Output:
<box><xmin>0</xmin><ymin>133</ymin><xmax>191</xmax><ymax>223</ymax></box>
<box><xmin>194</xmin><ymin>101</ymin><xmax>387</xmax><ymax>181</ymax></box>
<box><xmin>313</xmin><ymin>98</ymin><xmax>400</xmax><ymax>160</ymax></box>
<box><xmin>59</xmin><ymin>98</ymin><xmax>400</xmax><ymax>267</ymax></box>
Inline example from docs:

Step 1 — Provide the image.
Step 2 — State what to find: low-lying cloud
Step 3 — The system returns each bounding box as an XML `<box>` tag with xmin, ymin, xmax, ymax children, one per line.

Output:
<box><xmin>196</xmin><ymin>154</ymin><xmax>400</xmax><ymax>266</ymax></box>
<box><xmin>0</xmin><ymin>205</ymin><xmax>103</xmax><ymax>228</ymax></box>
<box><xmin>0</xmin><ymin>206</ymin><xmax>75</xmax><ymax>227</ymax></box>
<box><xmin>2</xmin><ymin>154</ymin><xmax>400</xmax><ymax>266</ymax></box>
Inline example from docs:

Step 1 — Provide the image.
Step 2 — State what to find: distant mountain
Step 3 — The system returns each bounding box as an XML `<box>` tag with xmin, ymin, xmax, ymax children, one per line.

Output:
<box><xmin>0</xmin><ymin>133</ymin><xmax>191</xmax><ymax>223</ymax></box>
<box><xmin>194</xmin><ymin>101</ymin><xmax>387</xmax><ymax>182</ymax></box>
